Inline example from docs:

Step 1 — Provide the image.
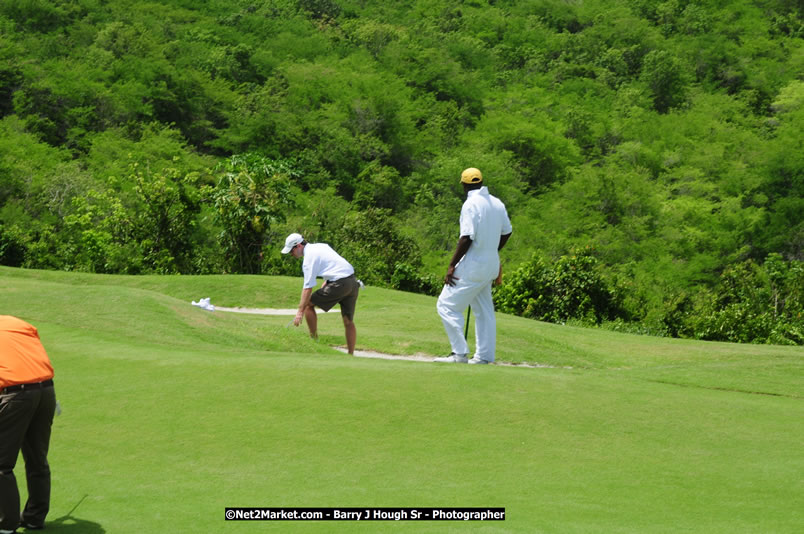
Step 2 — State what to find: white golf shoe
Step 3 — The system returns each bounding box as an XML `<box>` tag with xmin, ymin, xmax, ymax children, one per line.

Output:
<box><xmin>468</xmin><ymin>357</ymin><xmax>490</xmax><ymax>365</ymax></box>
<box><xmin>433</xmin><ymin>353</ymin><xmax>468</xmax><ymax>363</ymax></box>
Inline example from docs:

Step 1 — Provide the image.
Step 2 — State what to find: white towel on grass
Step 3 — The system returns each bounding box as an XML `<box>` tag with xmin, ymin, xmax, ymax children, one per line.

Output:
<box><xmin>191</xmin><ymin>297</ymin><xmax>215</xmax><ymax>311</ymax></box>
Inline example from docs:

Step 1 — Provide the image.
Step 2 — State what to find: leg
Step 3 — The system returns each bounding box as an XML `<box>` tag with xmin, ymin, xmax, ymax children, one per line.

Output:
<box><xmin>436</xmin><ymin>281</ymin><xmax>480</xmax><ymax>356</ymax></box>
<box><xmin>470</xmin><ymin>283</ymin><xmax>496</xmax><ymax>362</ymax></box>
<box><xmin>342</xmin><ymin>315</ymin><xmax>356</xmax><ymax>355</ymax></box>
<box><xmin>0</xmin><ymin>392</ymin><xmax>36</xmax><ymax>533</ymax></box>
<box><xmin>21</xmin><ymin>387</ymin><xmax>55</xmax><ymax>528</ymax></box>
<box><xmin>334</xmin><ymin>277</ymin><xmax>360</xmax><ymax>356</ymax></box>
<box><xmin>303</xmin><ymin>302</ymin><xmax>318</xmax><ymax>339</ymax></box>
<box><xmin>0</xmin><ymin>466</ymin><xmax>20</xmax><ymax>533</ymax></box>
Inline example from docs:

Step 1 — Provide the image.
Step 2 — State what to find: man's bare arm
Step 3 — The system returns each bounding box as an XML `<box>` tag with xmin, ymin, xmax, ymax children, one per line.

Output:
<box><xmin>445</xmin><ymin>235</ymin><xmax>472</xmax><ymax>286</ymax></box>
<box><xmin>294</xmin><ymin>287</ymin><xmax>313</xmax><ymax>326</ymax></box>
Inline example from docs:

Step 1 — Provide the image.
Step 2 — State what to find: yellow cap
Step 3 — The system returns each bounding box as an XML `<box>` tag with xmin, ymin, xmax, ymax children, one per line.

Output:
<box><xmin>460</xmin><ymin>167</ymin><xmax>483</xmax><ymax>184</ymax></box>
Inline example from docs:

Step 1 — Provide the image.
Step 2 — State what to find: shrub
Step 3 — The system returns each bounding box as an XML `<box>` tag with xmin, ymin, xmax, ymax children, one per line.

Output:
<box><xmin>669</xmin><ymin>254</ymin><xmax>804</xmax><ymax>345</ymax></box>
<box><xmin>494</xmin><ymin>247</ymin><xmax>627</xmax><ymax>325</ymax></box>
<box><xmin>0</xmin><ymin>223</ymin><xmax>27</xmax><ymax>267</ymax></box>
<box><xmin>390</xmin><ymin>262</ymin><xmax>441</xmax><ymax>296</ymax></box>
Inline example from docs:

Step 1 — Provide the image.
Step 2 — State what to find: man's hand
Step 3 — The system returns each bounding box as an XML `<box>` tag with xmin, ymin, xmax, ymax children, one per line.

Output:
<box><xmin>295</xmin><ymin>287</ymin><xmax>313</xmax><ymax>326</ymax></box>
<box><xmin>444</xmin><ymin>236</ymin><xmax>472</xmax><ymax>287</ymax></box>
<box><xmin>493</xmin><ymin>266</ymin><xmax>503</xmax><ymax>286</ymax></box>
<box><xmin>445</xmin><ymin>265</ymin><xmax>459</xmax><ymax>287</ymax></box>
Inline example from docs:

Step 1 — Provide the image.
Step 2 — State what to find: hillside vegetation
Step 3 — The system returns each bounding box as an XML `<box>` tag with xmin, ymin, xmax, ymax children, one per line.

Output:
<box><xmin>0</xmin><ymin>0</ymin><xmax>802</xmax><ymax>343</ymax></box>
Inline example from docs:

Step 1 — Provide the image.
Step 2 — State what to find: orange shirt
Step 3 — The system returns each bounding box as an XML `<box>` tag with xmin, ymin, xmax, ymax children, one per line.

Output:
<box><xmin>0</xmin><ymin>315</ymin><xmax>54</xmax><ymax>390</ymax></box>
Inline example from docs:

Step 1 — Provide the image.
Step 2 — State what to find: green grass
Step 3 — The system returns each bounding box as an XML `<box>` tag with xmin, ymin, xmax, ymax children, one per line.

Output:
<box><xmin>1</xmin><ymin>266</ymin><xmax>802</xmax><ymax>533</ymax></box>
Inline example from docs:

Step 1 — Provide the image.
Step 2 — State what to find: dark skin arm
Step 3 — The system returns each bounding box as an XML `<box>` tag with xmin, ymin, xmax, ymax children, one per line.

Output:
<box><xmin>444</xmin><ymin>235</ymin><xmax>473</xmax><ymax>286</ymax></box>
<box><xmin>494</xmin><ymin>232</ymin><xmax>512</xmax><ymax>285</ymax></box>
<box><xmin>498</xmin><ymin>232</ymin><xmax>511</xmax><ymax>251</ymax></box>
<box><xmin>444</xmin><ymin>232</ymin><xmax>512</xmax><ymax>286</ymax></box>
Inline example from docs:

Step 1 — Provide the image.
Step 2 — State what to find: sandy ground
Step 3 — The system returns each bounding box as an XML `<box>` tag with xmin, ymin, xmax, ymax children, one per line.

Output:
<box><xmin>214</xmin><ymin>306</ymin><xmax>298</xmax><ymax>315</ymax></box>
<box><xmin>333</xmin><ymin>346</ymin><xmax>557</xmax><ymax>368</ymax></box>
<box><xmin>213</xmin><ymin>306</ymin><xmax>560</xmax><ymax>368</ymax></box>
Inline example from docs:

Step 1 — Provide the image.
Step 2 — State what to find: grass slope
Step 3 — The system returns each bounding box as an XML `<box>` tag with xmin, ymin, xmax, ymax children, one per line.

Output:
<box><xmin>1</xmin><ymin>267</ymin><xmax>802</xmax><ymax>533</ymax></box>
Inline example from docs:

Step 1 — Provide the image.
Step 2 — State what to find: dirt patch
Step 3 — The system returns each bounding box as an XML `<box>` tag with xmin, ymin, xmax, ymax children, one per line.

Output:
<box><xmin>215</xmin><ymin>306</ymin><xmax>298</xmax><ymax>315</ymax></box>
<box><xmin>333</xmin><ymin>347</ymin><xmax>562</xmax><ymax>368</ymax></box>
<box><xmin>334</xmin><ymin>346</ymin><xmax>436</xmax><ymax>362</ymax></box>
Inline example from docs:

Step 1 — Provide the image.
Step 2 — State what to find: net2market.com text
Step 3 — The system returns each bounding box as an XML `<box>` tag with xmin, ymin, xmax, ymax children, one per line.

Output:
<box><xmin>225</xmin><ymin>507</ymin><xmax>506</xmax><ymax>521</ymax></box>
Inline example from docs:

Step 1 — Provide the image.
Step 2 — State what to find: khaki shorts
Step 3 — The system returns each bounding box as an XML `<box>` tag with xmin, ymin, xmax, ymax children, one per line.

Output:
<box><xmin>311</xmin><ymin>275</ymin><xmax>360</xmax><ymax>320</ymax></box>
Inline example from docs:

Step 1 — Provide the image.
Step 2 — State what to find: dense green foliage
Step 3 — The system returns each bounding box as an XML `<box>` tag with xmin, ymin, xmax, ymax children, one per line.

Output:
<box><xmin>207</xmin><ymin>153</ymin><xmax>297</xmax><ymax>273</ymax></box>
<box><xmin>494</xmin><ymin>246</ymin><xmax>628</xmax><ymax>324</ymax></box>
<box><xmin>669</xmin><ymin>253</ymin><xmax>804</xmax><ymax>344</ymax></box>
<box><xmin>1</xmin><ymin>0</ymin><xmax>802</xmax><ymax>343</ymax></box>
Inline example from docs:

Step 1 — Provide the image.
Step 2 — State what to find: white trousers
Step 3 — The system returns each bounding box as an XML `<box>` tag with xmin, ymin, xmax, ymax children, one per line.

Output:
<box><xmin>436</xmin><ymin>278</ymin><xmax>496</xmax><ymax>362</ymax></box>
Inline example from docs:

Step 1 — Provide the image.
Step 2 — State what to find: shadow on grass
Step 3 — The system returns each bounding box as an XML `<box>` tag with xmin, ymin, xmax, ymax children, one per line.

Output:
<box><xmin>40</xmin><ymin>495</ymin><xmax>104</xmax><ymax>533</ymax></box>
<box><xmin>40</xmin><ymin>516</ymin><xmax>104</xmax><ymax>533</ymax></box>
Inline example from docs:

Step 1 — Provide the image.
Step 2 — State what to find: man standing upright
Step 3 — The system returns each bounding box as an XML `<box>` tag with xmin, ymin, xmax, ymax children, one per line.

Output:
<box><xmin>435</xmin><ymin>168</ymin><xmax>512</xmax><ymax>365</ymax></box>
<box><xmin>282</xmin><ymin>233</ymin><xmax>361</xmax><ymax>355</ymax></box>
<box><xmin>0</xmin><ymin>315</ymin><xmax>57</xmax><ymax>533</ymax></box>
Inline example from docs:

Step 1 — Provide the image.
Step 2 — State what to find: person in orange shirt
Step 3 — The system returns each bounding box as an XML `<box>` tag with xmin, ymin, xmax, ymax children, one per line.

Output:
<box><xmin>0</xmin><ymin>316</ymin><xmax>56</xmax><ymax>533</ymax></box>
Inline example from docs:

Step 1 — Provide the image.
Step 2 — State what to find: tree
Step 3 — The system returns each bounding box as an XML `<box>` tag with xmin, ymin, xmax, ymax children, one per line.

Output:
<box><xmin>754</xmin><ymin>81</ymin><xmax>804</xmax><ymax>260</ymax></box>
<box><xmin>329</xmin><ymin>207</ymin><xmax>422</xmax><ymax>287</ymax></box>
<box><xmin>640</xmin><ymin>49</ymin><xmax>687</xmax><ymax>113</ymax></box>
<box><xmin>207</xmin><ymin>153</ymin><xmax>297</xmax><ymax>273</ymax></box>
<box><xmin>131</xmin><ymin>165</ymin><xmax>204</xmax><ymax>274</ymax></box>
<box><xmin>57</xmin><ymin>190</ymin><xmax>134</xmax><ymax>273</ymax></box>
<box><xmin>475</xmin><ymin>109</ymin><xmax>581</xmax><ymax>192</ymax></box>
<box><xmin>353</xmin><ymin>161</ymin><xmax>407</xmax><ymax>212</ymax></box>
<box><xmin>681</xmin><ymin>254</ymin><xmax>804</xmax><ymax>345</ymax></box>
<box><xmin>0</xmin><ymin>223</ymin><xmax>27</xmax><ymax>267</ymax></box>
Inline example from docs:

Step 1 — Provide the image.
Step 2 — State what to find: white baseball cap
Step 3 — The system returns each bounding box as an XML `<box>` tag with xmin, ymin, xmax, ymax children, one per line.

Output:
<box><xmin>281</xmin><ymin>233</ymin><xmax>304</xmax><ymax>254</ymax></box>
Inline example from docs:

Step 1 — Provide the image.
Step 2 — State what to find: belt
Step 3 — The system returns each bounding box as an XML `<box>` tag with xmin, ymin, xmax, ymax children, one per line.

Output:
<box><xmin>1</xmin><ymin>379</ymin><xmax>54</xmax><ymax>394</ymax></box>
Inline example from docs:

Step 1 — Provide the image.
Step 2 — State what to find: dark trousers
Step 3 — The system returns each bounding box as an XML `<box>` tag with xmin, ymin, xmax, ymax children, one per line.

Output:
<box><xmin>0</xmin><ymin>384</ymin><xmax>56</xmax><ymax>531</ymax></box>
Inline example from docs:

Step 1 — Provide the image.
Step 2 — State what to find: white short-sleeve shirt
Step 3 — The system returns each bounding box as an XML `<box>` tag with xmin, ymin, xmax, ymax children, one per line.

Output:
<box><xmin>302</xmin><ymin>243</ymin><xmax>355</xmax><ymax>289</ymax></box>
<box><xmin>456</xmin><ymin>186</ymin><xmax>513</xmax><ymax>282</ymax></box>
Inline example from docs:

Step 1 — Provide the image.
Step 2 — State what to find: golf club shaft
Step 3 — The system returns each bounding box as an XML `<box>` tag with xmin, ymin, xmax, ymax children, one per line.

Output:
<box><xmin>464</xmin><ymin>306</ymin><xmax>471</xmax><ymax>340</ymax></box>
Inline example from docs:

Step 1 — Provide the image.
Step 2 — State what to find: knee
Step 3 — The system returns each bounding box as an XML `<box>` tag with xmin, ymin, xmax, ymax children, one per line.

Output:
<box><xmin>436</xmin><ymin>296</ymin><xmax>449</xmax><ymax>314</ymax></box>
<box><xmin>23</xmin><ymin>464</ymin><xmax>50</xmax><ymax>478</ymax></box>
<box><xmin>436</xmin><ymin>299</ymin><xmax>458</xmax><ymax>319</ymax></box>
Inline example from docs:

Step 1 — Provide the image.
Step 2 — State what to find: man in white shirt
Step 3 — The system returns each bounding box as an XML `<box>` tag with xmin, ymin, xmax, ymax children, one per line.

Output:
<box><xmin>282</xmin><ymin>234</ymin><xmax>361</xmax><ymax>354</ymax></box>
<box><xmin>435</xmin><ymin>168</ymin><xmax>512</xmax><ymax>364</ymax></box>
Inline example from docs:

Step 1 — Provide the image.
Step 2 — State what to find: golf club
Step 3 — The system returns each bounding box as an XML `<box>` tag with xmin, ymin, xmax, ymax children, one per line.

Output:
<box><xmin>464</xmin><ymin>306</ymin><xmax>471</xmax><ymax>340</ymax></box>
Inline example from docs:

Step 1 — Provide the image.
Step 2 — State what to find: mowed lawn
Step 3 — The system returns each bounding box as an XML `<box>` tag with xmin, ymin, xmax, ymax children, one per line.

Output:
<box><xmin>2</xmin><ymin>266</ymin><xmax>802</xmax><ymax>533</ymax></box>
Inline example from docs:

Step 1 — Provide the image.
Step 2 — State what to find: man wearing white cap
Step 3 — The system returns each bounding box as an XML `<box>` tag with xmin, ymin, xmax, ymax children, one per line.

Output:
<box><xmin>281</xmin><ymin>234</ymin><xmax>361</xmax><ymax>354</ymax></box>
<box><xmin>435</xmin><ymin>167</ymin><xmax>512</xmax><ymax>364</ymax></box>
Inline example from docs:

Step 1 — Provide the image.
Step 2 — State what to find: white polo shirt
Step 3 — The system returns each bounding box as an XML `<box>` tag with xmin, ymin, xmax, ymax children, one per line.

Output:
<box><xmin>302</xmin><ymin>243</ymin><xmax>355</xmax><ymax>289</ymax></box>
<box><xmin>456</xmin><ymin>186</ymin><xmax>513</xmax><ymax>282</ymax></box>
